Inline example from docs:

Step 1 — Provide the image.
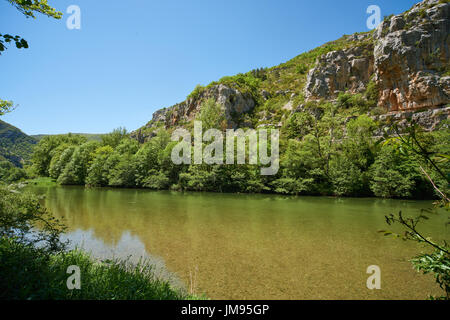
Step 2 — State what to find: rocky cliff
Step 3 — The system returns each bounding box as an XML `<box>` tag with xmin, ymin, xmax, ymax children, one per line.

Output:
<box><xmin>374</xmin><ymin>0</ymin><xmax>449</xmax><ymax>111</ymax></box>
<box><xmin>305</xmin><ymin>0</ymin><xmax>449</xmax><ymax>112</ymax></box>
<box><xmin>151</xmin><ymin>84</ymin><xmax>255</xmax><ymax>129</ymax></box>
<box><xmin>305</xmin><ymin>34</ymin><xmax>375</xmax><ymax>100</ymax></box>
<box><xmin>134</xmin><ymin>0</ymin><xmax>449</xmax><ymax>140</ymax></box>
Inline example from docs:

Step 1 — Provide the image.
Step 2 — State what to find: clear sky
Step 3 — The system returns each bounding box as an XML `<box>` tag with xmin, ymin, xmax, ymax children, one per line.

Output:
<box><xmin>0</xmin><ymin>0</ymin><xmax>418</xmax><ymax>135</ymax></box>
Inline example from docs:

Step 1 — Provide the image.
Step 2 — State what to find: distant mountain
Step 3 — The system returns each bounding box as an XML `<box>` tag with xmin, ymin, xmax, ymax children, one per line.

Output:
<box><xmin>0</xmin><ymin>120</ymin><xmax>37</xmax><ymax>167</ymax></box>
<box><xmin>32</xmin><ymin>133</ymin><xmax>104</xmax><ymax>142</ymax></box>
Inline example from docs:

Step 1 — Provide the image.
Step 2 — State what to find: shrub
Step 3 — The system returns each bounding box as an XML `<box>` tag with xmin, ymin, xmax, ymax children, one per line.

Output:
<box><xmin>187</xmin><ymin>84</ymin><xmax>206</xmax><ymax>100</ymax></box>
<box><xmin>0</xmin><ymin>238</ymin><xmax>195</xmax><ymax>300</ymax></box>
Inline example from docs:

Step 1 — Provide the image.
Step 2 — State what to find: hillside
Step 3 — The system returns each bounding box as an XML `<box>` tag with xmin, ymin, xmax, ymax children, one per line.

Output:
<box><xmin>133</xmin><ymin>0</ymin><xmax>449</xmax><ymax>140</ymax></box>
<box><xmin>32</xmin><ymin>133</ymin><xmax>104</xmax><ymax>142</ymax></box>
<box><xmin>0</xmin><ymin>120</ymin><xmax>37</xmax><ymax>167</ymax></box>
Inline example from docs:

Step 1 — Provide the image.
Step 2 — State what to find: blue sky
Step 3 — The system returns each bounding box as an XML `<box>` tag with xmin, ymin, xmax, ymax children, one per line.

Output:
<box><xmin>0</xmin><ymin>0</ymin><xmax>418</xmax><ymax>135</ymax></box>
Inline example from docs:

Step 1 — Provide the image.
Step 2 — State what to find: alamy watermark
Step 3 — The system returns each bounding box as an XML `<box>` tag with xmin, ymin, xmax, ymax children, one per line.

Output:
<box><xmin>366</xmin><ymin>5</ymin><xmax>381</xmax><ymax>30</ymax></box>
<box><xmin>66</xmin><ymin>265</ymin><xmax>81</xmax><ymax>290</ymax></box>
<box><xmin>366</xmin><ymin>265</ymin><xmax>381</xmax><ymax>290</ymax></box>
<box><xmin>171</xmin><ymin>121</ymin><xmax>279</xmax><ymax>176</ymax></box>
<box><xmin>66</xmin><ymin>5</ymin><xmax>81</xmax><ymax>30</ymax></box>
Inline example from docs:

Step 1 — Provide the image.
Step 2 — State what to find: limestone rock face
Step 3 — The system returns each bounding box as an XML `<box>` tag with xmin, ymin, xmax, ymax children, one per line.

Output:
<box><xmin>374</xmin><ymin>0</ymin><xmax>450</xmax><ymax>111</ymax></box>
<box><xmin>305</xmin><ymin>0</ymin><xmax>450</xmax><ymax>112</ymax></box>
<box><xmin>372</xmin><ymin>106</ymin><xmax>449</xmax><ymax>136</ymax></box>
<box><xmin>147</xmin><ymin>84</ymin><xmax>255</xmax><ymax>130</ymax></box>
<box><xmin>305</xmin><ymin>42</ymin><xmax>374</xmax><ymax>100</ymax></box>
<box><xmin>215</xmin><ymin>84</ymin><xmax>255</xmax><ymax>125</ymax></box>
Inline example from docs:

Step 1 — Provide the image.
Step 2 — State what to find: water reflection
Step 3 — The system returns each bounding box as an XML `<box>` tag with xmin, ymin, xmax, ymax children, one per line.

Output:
<box><xmin>61</xmin><ymin>229</ymin><xmax>185</xmax><ymax>290</ymax></box>
<box><xmin>29</xmin><ymin>186</ymin><xmax>447</xmax><ymax>299</ymax></box>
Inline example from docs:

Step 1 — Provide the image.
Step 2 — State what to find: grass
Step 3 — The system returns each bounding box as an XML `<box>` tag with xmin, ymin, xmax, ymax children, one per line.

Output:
<box><xmin>0</xmin><ymin>237</ymin><xmax>202</xmax><ymax>300</ymax></box>
<box><xmin>25</xmin><ymin>176</ymin><xmax>57</xmax><ymax>187</ymax></box>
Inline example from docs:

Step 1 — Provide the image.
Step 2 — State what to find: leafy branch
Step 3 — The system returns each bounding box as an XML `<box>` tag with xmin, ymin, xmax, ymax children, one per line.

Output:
<box><xmin>0</xmin><ymin>34</ymin><xmax>28</xmax><ymax>54</ymax></box>
<box><xmin>382</xmin><ymin>119</ymin><xmax>449</xmax><ymax>184</ymax></box>
<box><xmin>1</xmin><ymin>0</ymin><xmax>62</xmax><ymax>55</ymax></box>
<box><xmin>0</xmin><ymin>99</ymin><xmax>16</xmax><ymax>116</ymax></box>
<box><xmin>380</xmin><ymin>211</ymin><xmax>449</xmax><ymax>255</ymax></box>
<box><xmin>6</xmin><ymin>0</ymin><xmax>62</xmax><ymax>19</ymax></box>
<box><xmin>380</xmin><ymin>117</ymin><xmax>449</xmax><ymax>299</ymax></box>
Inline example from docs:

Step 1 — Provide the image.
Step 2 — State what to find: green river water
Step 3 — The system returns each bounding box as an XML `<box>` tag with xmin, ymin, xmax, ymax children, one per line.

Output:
<box><xmin>29</xmin><ymin>186</ymin><xmax>448</xmax><ymax>299</ymax></box>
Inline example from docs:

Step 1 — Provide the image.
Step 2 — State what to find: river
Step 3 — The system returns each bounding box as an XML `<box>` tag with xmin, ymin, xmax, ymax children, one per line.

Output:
<box><xmin>29</xmin><ymin>185</ymin><xmax>448</xmax><ymax>299</ymax></box>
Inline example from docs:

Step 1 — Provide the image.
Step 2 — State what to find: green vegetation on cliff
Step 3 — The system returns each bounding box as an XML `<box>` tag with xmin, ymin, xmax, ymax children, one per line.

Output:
<box><xmin>138</xmin><ymin>30</ymin><xmax>376</xmax><ymax>136</ymax></box>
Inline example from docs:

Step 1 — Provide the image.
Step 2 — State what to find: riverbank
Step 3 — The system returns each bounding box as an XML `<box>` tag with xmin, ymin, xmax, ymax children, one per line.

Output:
<box><xmin>0</xmin><ymin>237</ymin><xmax>202</xmax><ymax>300</ymax></box>
<box><xmin>0</xmin><ymin>185</ymin><xmax>203</xmax><ymax>300</ymax></box>
<box><xmin>20</xmin><ymin>175</ymin><xmax>441</xmax><ymax>201</ymax></box>
<box><xmin>25</xmin><ymin>177</ymin><xmax>58</xmax><ymax>187</ymax></box>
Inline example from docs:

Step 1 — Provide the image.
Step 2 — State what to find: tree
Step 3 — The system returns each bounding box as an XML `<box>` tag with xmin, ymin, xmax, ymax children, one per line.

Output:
<box><xmin>0</xmin><ymin>186</ymin><xmax>66</xmax><ymax>253</ymax></box>
<box><xmin>0</xmin><ymin>160</ymin><xmax>26</xmax><ymax>183</ymax></box>
<box><xmin>336</xmin><ymin>92</ymin><xmax>369</xmax><ymax>112</ymax></box>
<box><xmin>329</xmin><ymin>115</ymin><xmax>377</xmax><ymax>196</ymax></box>
<box><xmin>285</xmin><ymin>112</ymin><xmax>313</xmax><ymax>140</ymax></box>
<box><xmin>197</xmin><ymin>98</ymin><xmax>226</xmax><ymax>130</ymax></box>
<box><xmin>6</xmin><ymin>0</ymin><xmax>62</xmax><ymax>18</ymax></box>
<box><xmin>273</xmin><ymin>139</ymin><xmax>317</xmax><ymax>195</ymax></box>
<box><xmin>342</xmin><ymin>115</ymin><xmax>377</xmax><ymax>171</ymax></box>
<box><xmin>142</xmin><ymin>169</ymin><xmax>169</xmax><ymax>190</ymax></box>
<box><xmin>1</xmin><ymin>1</ymin><xmax>61</xmax><ymax>177</ymax></box>
<box><xmin>48</xmin><ymin>144</ymin><xmax>75</xmax><ymax>180</ymax></box>
<box><xmin>133</xmin><ymin>130</ymin><xmax>170</xmax><ymax>187</ymax></box>
<box><xmin>329</xmin><ymin>157</ymin><xmax>364</xmax><ymax>197</ymax></box>
<box><xmin>85</xmin><ymin>146</ymin><xmax>113</xmax><ymax>187</ymax></box>
<box><xmin>31</xmin><ymin>134</ymin><xmax>86</xmax><ymax>176</ymax></box>
<box><xmin>101</xmin><ymin>127</ymin><xmax>128</xmax><ymax>148</ymax></box>
<box><xmin>106</xmin><ymin>138</ymin><xmax>139</xmax><ymax>187</ymax></box>
<box><xmin>158</xmin><ymin>141</ymin><xmax>186</xmax><ymax>187</ymax></box>
<box><xmin>369</xmin><ymin>144</ymin><xmax>421</xmax><ymax>198</ymax></box>
<box><xmin>179</xmin><ymin>165</ymin><xmax>217</xmax><ymax>192</ymax></box>
<box><xmin>57</xmin><ymin>141</ymin><xmax>99</xmax><ymax>185</ymax></box>
<box><xmin>107</xmin><ymin>154</ymin><xmax>136</xmax><ymax>187</ymax></box>
<box><xmin>0</xmin><ymin>33</ymin><xmax>28</xmax><ymax>54</ymax></box>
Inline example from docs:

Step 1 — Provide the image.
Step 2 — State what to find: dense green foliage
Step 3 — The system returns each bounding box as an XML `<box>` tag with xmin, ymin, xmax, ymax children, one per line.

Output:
<box><xmin>29</xmin><ymin>101</ymin><xmax>449</xmax><ymax>199</ymax></box>
<box><xmin>0</xmin><ymin>160</ymin><xmax>26</xmax><ymax>183</ymax></box>
<box><xmin>0</xmin><ymin>186</ymin><xmax>67</xmax><ymax>252</ymax></box>
<box><xmin>31</xmin><ymin>133</ymin><xmax>87</xmax><ymax>176</ymax></box>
